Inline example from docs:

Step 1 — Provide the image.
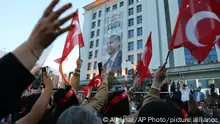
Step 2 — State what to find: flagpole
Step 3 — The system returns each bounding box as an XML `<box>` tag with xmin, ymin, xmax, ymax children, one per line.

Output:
<box><xmin>164</xmin><ymin>50</ymin><xmax>171</xmax><ymax>64</ymax></box>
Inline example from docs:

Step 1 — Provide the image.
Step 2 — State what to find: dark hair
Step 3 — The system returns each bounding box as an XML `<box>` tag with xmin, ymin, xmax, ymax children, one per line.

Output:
<box><xmin>136</xmin><ymin>100</ymin><xmax>183</xmax><ymax>124</ymax></box>
<box><xmin>102</xmin><ymin>90</ymin><xmax>130</xmax><ymax>119</ymax></box>
<box><xmin>38</xmin><ymin>86</ymin><xmax>79</xmax><ymax>124</ymax></box>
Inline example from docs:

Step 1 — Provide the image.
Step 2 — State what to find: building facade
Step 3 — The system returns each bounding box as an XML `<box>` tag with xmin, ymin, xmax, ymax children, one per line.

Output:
<box><xmin>80</xmin><ymin>0</ymin><xmax>220</xmax><ymax>90</ymax></box>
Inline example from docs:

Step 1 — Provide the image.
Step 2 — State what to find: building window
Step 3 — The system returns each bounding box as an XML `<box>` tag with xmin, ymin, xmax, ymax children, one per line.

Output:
<box><xmin>92</xmin><ymin>13</ymin><xmax>97</xmax><ymax>20</ymax></box>
<box><xmin>91</xmin><ymin>31</ymin><xmax>95</xmax><ymax>38</ymax></box>
<box><xmin>97</xmin><ymin>29</ymin><xmax>100</xmax><ymax>36</ymax></box>
<box><xmin>89</xmin><ymin>51</ymin><xmax>93</xmax><ymax>59</ymax></box>
<box><xmin>128</xmin><ymin>0</ymin><xmax>134</xmax><ymax>5</ymax></box>
<box><xmin>128</xmin><ymin>55</ymin><xmax>134</xmax><ymax>64</ymax></box>
<box><xmin>86</xmin><ymin>74</ymin><xmax>90</xmax><ymax>79</ymax></box>
<box><xmin>137</xmin><ymin>27</ymin><xmax>142</xmax><ymax>36</ymax></box>
<box><xmin>120</xmin><ymin>1</ymin><xmax>124</xmax><ymax>7</ymax></box>
<box><xmin>93</xmin><ymin>73</ymin><xmax>96</xmax><ymax>78</ymax></box>
<box><xmin>137</xmin><ymin>39</ymin><xmax>143</xmax><ymax>49</ymax></box>
<box><xmin>96</xmin><ymin>39</ymin><xmax>99</xmax><ymax>47</ymax></box>
<box><xmin>128</xmin><ymin>29</ymin><xmax>134</xmax><ymax>38</ymax></box>
<box><xmin>137</xmin><ymin>53</ymin><xmax>142</xmax><ymax>63</ymax></box>
<box><xmin>137</xmin><ymin>15</ymin><xmax>142</xmax><ymax>24</ymax></box>
<box><xmin>95</xmin><ymin>50</ymin><xmax>98</xmax><ymax>58</ymax></box>
<box><xmin>106</xmin><ymin>7</ymin><xmax>110</xmax><ymax>12</ymax></box>
<box><xmin>202</xmin><ymin>46</ymin><xmax>218</xmax><ymax>63</ymax></box>
<box><xmin>137</xmin><ymin>0</ymin><xmax>141</xmax><ymax>2</ymax></box>
<box><xmin>113</xmin><ymin>4</ymin><xmax>117</xmax><ymax>10</ymax></box>
<box><xmin>137</xmin><ymin>5</ymin><xmax>142</xmax><ymax>13</ymax></box>
<box><xmin>128</xmin><ymin>8</ymin><xmax>134</xmax><ymax>16</ymax></box>
<box><xmin>128</xmin><ymin>42</ymin><xmax>134</xmax><ymax>51</ymax></box>
<box><xmin>94</xmin><ymin>61</ymin><xmax>97</xmax><ymax>69</ymax></box>
<box><xmin>178</xmin><ymin>0</ymin><xmax>182</xmax><ymax>8</ymax></box>
<box><xmin>98</xmin><ymin>11</ymin><xmax>102</xmax><ymax>17</ymax></box>
<box><xmin>128</xmin><ymin>18</ymin><xmax>134</xmax><ymax>27</ymax></box>
<box><xmin>92</xmin><ymin>22</ymin><xmax>96</xmax><ymax>29</ymax></box>
<box><xmin>90</xmin><ymin>41</ymin><xmax>94</xmax><ymax>48</ymax></box>
<box><xmin>87</xmin><ymin>63</ymin><xmax>91</xmax><ymax>70</ymax></box>
<box><xmin>184</xmin><ymin>48</ymin><xmax>198</xmax><ymax>65</ymax></box>
<box><xmin>98</xmin><ymin>20</ymin><xmax>101</xmax><ymax>26</ymax></box>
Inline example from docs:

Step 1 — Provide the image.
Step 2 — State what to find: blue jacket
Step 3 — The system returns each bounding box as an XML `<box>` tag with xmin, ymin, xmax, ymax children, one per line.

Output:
<box><xmin>193</xmin><ymin>91</ymin><xmax>205</xmax><ymax>102</ymax></box>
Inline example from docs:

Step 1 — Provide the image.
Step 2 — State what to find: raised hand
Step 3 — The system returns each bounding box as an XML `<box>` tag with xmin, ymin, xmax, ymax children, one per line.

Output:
<box><xmin>43</xmin><ymin>72</ymin><xmax>53</xmax><ymax>91</ymax></box>
<box><xmin>131</xmin><ymin>75</ymin><xmax>140</xmax><ymax>91</ymax></box>
<box><xmin>27</xmin><ymin>0</ymin><xmax>76</xmax><ymax>55</ymax></box>
<box><xmin>152</xmin><ymin>64</ymin><xmax>167</xmax><ymax>89</ymax></box>
<box><xmin>101</xmin><ymin>69</ymin><xmax>108</xmax><ymax>84</ymax></box>
<box><xmin>76</xmin><ymin>57</ymin><xmax>82</xmax><ymax>70</ymax></box>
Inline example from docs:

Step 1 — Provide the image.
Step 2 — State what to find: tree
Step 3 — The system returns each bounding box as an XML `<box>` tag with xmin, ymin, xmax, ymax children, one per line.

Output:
<box><xmin>108</xmin><ymin>72</ymin><xmax>119</xmax><ymax>91</ymax></box>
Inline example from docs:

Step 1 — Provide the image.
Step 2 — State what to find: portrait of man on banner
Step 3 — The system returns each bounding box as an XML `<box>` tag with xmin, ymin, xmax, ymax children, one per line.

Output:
<box><xmin>103</xmin><ymin>35</ymin><xmax>122</xmax><ymax>74</ymax></box>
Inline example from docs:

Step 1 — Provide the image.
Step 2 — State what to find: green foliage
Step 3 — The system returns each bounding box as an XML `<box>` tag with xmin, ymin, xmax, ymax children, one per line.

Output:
<box><xmin>108</xmin><ymin>72</ymin><xmax>119</xmax><ymax>90</ymax></box>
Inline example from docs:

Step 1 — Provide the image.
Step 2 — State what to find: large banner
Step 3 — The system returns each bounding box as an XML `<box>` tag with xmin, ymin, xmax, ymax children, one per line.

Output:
<box><xmin>102</xmin><ymin>11</ymin><xmax>123</xmax><ymax>75</ymax></box>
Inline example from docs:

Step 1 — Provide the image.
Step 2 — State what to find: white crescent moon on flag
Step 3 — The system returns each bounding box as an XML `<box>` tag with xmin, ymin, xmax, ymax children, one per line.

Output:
<box><xmin>141</xmin><ymin>46</ymin><xmax>148</xmax><ymax>66</ymax></box>
<box><xmin>95</xmin><ymin>79</ymin><xmax>101</xmax><ymax>86</ymax></box>
<box><xmin>186</xmin><ymin>11</ymin><xmax>220</xmax><ymax>47</ymax></box>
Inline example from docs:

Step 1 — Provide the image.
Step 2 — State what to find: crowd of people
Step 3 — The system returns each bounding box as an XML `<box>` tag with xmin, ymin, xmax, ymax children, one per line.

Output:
<box><xmin>0</xmin><ymin>1</ymin><xmax>218</xmax><ymax>124</ymax></box>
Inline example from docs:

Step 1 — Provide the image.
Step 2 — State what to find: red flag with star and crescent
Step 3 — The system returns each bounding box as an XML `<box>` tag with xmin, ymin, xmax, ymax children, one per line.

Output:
<box><xmin>137</xmin><ymin>32</ymin><xmax>152</xmax><ymax>84</ymax></box>
<box><xmin>82</xmin><ymin>75</ymin><xmax>102</xmax><ymax>96</ymax></box>
<box><xmin>54</xmin><ymin>9</ymin><xmax>85</xmax><ymax>85</ymax></box>
<box><xmin>169</xmin><ymin>0</ymin><xmax>220</xmax><ymax>62</ymax></box>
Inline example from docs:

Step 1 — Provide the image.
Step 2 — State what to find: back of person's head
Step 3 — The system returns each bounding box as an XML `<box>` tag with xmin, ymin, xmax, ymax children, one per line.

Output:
<box><xmin>38</xmin><ymin>86</ymin><xmax>78</xmax><ymax>124</ymax></box>
<box><xmin>18</xmin><ymin>93</ymin><xmax>41</xmax><ymax>118</ymax></box>
<box><xmin>102</xmin><ymin>90</ymin><xmax>130</xmax><ymax>119</ymax></box>
<box><xmin>136</xmin><ymin>100</ymin><xmax>183</xmax><ymax>124</ymax></box>
<box><xmin>57</xmin><ymin>106</ymin><xmax>102</xmax><ymax>124</ymax></box>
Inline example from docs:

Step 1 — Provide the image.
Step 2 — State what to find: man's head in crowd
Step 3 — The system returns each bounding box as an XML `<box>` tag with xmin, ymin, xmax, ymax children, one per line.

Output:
<box><xmin>197</xmin><ymin>86</ymin><xmax>201</xmax><ymax>92</ymax></box>
<box><xmin>57</xmin><ymin>106</ymin><xmax>102</xmax><ymax>124</ymax></box>
<box><xmin>136</xmin><ymin>100</ymin><xmax>183</xmax><ymax>124</ymax></box>
<box><xmin>102</xmin><ymin>90</ymin><xmax>130</xmax><ymax>120</ymax></box>
<box><xmin>107</xmin><ymin>35</ymin><xmax>121</xmax><ymax>57</ymax></box>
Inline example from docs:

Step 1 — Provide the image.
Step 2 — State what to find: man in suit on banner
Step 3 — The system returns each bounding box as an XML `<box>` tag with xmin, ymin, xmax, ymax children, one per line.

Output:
<box><xmin>104</xmin><ymin>35</ymin><xmax>122</xmax><ymax>74</ymax></box>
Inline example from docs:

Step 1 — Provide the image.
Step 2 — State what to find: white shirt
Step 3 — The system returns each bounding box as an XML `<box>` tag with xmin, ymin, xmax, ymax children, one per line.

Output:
<box><xmin>107</xmin><ymin>50</ymin><xmax>120</xmax><ymax>70</ymax></box>
<box><xmin>180</xmin><ymin>87</ymin><xmax>190</xmax><ymax>102</ymax></box>
<box><xmin>197</xmin><ymin>92</ymin><xmax>200</xmax><ymax>102</ymax></box>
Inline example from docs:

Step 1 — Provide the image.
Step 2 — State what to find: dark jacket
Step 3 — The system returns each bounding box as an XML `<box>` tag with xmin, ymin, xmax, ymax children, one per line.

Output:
<box><xmin>103</xmin><ymin>50</ymin><xmax>122</xmax><ymax>74</ymax></box>
<box><xmin>0</xmin><ymin>53</ymin><xmax>35</xmax><ymax>118</ymax></box>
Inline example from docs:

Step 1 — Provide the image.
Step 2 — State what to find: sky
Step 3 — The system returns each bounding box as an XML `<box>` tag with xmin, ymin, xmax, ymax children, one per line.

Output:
<box><xmin>0</xmin><ymin>0</ymin><xmax>94</xmax><ymax>74</ymax></box>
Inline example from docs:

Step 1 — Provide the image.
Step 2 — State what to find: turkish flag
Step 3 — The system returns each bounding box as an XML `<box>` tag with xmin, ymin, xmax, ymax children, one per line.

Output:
<box><xmin>169</xmin><ymin>0</ymin><xmax>220</xmax><ymax>62</ymax></box>
<box><xmin>55</xmin><ymin>9</ymin><xmax>85</xmax><ymax>64</ymax></box>
<box><xmin>137</xmin><ymin>32</ymin><xmax>152</xmax><ymax>84</ymax></box>
<box><xmin>82</xmin><ymin>75</ymin><xmax>102</xmax><ymax>96</ymax></box>
<box><xmin>54</xmin><ymin>9</ymin><xmax>85</xmax><ymax>85</ymax></box>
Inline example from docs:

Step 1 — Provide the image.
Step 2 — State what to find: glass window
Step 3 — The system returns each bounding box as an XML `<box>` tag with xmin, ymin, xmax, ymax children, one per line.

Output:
<box><xmin>93</xmin><ymin>73</ymin><xmax>96</xmax><ymax>78</ymax></box>
<box><xmin>94</xmin><ymin>61</ymin><xmax>97</xmax><ymax>69</ymax></box>
<box><xmin>88</xmin><ymin>63</ymin><xmax>91</xmax><ymax>70</ymax></box>
<box><xmin>137</xmin><ymin>15</ymin><xmax>142</xmax><ymax>24</ymax></box>
<box><xmin>178</xmin><ymin>0</ymin><xmax>182</xmax><ymax>8</ymax></box>
<box><xmin>92</xmin><ymin>22</ymin><xmax>96</xmax><ymax>29</ymax></box>
<box><xmin>137</xmin><ymin>5</ymin><xmax>142</xmax><ymax>13</ymax></box>
<box><xmin>128</xmin><ymin>0</ymin><xmax>134</xmax><ymax>5</ymax></box>
<box><xmin>113</xmin><ymin>4</ymin><xmax>117</xmax><ymax>10</ymax></box>
<box><xmin>92</xmin><ymin>13</ymin><xmax>97</xmax><ymax>20</ymax></box>
<box><xmin>89</xmin><ymin>41</ymin><xmax>94</xmax><ymax>48</ymax></box>
<box><xmin>89</xmin><ymin>51</ymin><xmax>93</xmax><ymax>59</ymax></box>
<box><xmin>128</xmin><ymin>8</ymin><xmax>134</xmax><ymax>16</ymax></box>
<box><xmin>128</xmin><ymin>18</ymin><xmax>134</xmax><ymax>27</ymax></box>
<box><xmin>137</xmin><ymin>0</ymin><xmax>141</xmax><ymax>2</ymax></box>
<box><xmin>98</xmin><ymin>20</ymin><xmax>101</xmax><ymax>26</ymax></box>
<box><xmin>137</xmin><ymin>39</ymin><xmax>143</xmax><ymax>49</ymax></box>
<box><xmin>96</xmin><ymin>39</ymin><xmax>99</xmax><ymax>47</ymax></box>
<box><xmin>198</xmin><ymin>79</ymin><xmax>209</xmax><ymax>88</ymax></box>
<box><xmin>128</xmin><ymin>55</ymin><xmax>134</xmax><ymax>64</ymax></box>
<box><xmin>128</xmin><ymin>42</ymin><xmax>134</xmax><ymax>51</ymax></box>
<box><xmin>128</xmin><ymin>29</ymin><xmax>134</xmax><ymax>38</ymax></box>
<box><xmin>106</xmin><ymin>7</ymin><xmax>110</xmax><ymax>12</ymax></box>
<box><xmin>120</xmin><ymin>1</ymin><xmax>124</xmax><ymax>7</ymax></box>
<box><xmin>86</xmin><ymin>74</ymin><xmax>90</xmax><ymax>79</ymax></box>
<box><xmin>137</xmin><ymin>53</ymin><xmax>142</xmax><ymax>63</ymax></box>
<box><xmin>137</xmin><ymin>27</ymin><xmax>142</xmax><ymax>36</ymax></box>
<box><xmin>97</xmin><ymin>29</ymin><xmax>100</xmax><ymax>36</ymax></box>
<box><xmin>95</xmin><ymin>50</ymin><xmax>98</xmax><ymax>58</ymax></box>
<box><xmin>91</xmin><ymin>31</ymin><xmax>95</xmax><ymax>38</ymax></box>
<box><xmin>98</xmin><ymin>11</ymin><xmax>102</xmax><ymax>17</ymax></box>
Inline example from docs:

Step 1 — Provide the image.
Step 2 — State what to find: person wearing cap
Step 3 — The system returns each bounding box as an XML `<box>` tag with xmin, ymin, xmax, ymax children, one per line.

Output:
<box><xmin>179</xmin><ymin>82</ymin><xmax>190</xmax><ymax>112</ymax></box>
